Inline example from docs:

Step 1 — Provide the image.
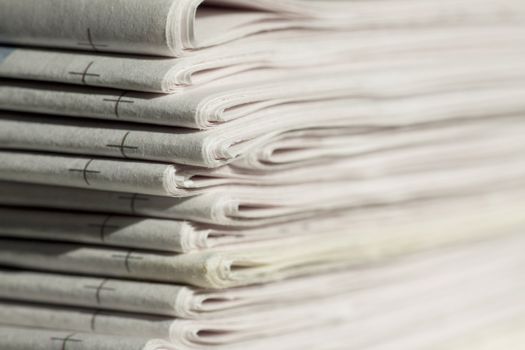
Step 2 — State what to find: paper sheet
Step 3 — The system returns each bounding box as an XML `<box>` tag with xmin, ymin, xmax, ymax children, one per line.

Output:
<box><xmin>0</xmin><ymin>178</ymin><xmax>516</xmax><ymax>252</ymax></box>
<box><xmin>0</xmin><ymin>0</ymin><xmax>319</xmax><ymax>57</ymax></box>
<box><xmin>0</xmin><ymin>190</ymin><xmax>523</xmax><ymax>289</ymax></box>
<box><xmin>2</xmin><ymin>52</ymin><xmax>525</xmax><ymax>129</ymax></box>
<box><xmin>3</xmin><ymin>305</ymin><xmax>525</xmax><ymax>350</ymax></box>
<box><xmin>1</xmin><ymin>149</ymin><xmax>524</xmax><ymax>226</ymax></box>
<box><xmin>0</xmin><ymin>237</ymin><xmax>524</xmax><ymax>348</ymax></box>
<box><xmin>1</xmin><ymin>25</ymin><xmax>524</xmax><ymax>92</ymax></box>
<box><xmin>1</xmin><ymin>83</ymin><xmax>525</xmax><ymax>172</ymax></box>
<box><xmin>1</xmin><ymin>143</ymin><xmax>525</xmax><ymax>197</ymax></box>
<box><xmin>0</xmin><ymin>231</ymin><xmax>523</xmax><ymax>318</ymax></box>
<box><xmin>1</xmin><ymin>0</ymin><xmax>524</xmax><ymax>57</ymax></box>
<box><xmin>0</xmin><ymin>114</ymin><xmax>524</xmax><ymax>195</ymax></box>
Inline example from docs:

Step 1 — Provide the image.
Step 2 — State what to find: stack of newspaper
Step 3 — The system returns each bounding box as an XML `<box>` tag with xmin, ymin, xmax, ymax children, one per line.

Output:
<box><xmin>0</xmin><ymin>0</ymin><xmax>525</xmax><ymax>349</ymax></box>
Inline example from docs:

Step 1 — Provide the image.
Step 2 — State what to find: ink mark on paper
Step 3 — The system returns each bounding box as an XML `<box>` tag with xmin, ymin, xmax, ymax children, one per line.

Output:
<box><xmin>77</xmin><ymin>28</ymin><xmax>108</xmax><ymax>51</ymax></box>
<box><xmin>103</xmin><ymin>91</ymin><xmax>134</xmax><ymax>118</ymax></box>
<box><xmin>111</xmin><ymin>249</ymin><xmax>143</xmax><ymax>273</ymax></box>
<box><xmin>83</xmin><ymin>278</ymin><xmax>115</xmax><ymax>304</ymax></box>
<box><xmin>51</xmin><ymin>333</ymin><xmax>82</xmax><ymax>350</ymax></box>
<box><xmin>90</xmin><ymin>310</ymin><xmax>101</xmax><ymax>331</ymax></box>
<box><xmin>68</xmin><ymin>61</ymin><xmax>100</xmax><ymax>85</ymax></box>
<box><xmin>68</xmin><ymin>159</ymin><xmax>100</xmax><ymax>186</ymax></box>
<box><xmin>117</xmin><ymin>193</ymin><xmax>150</xmax><ymax>215</ymax></box>
<box><xmin>106</xmin><ymin>131</ymin><xmax>139</xmax><ymax>158</ymax></box>
<box><xmin>88</xmin><ymin>215</ymin><xmax>119</xmax><ymax>242</ymax></box>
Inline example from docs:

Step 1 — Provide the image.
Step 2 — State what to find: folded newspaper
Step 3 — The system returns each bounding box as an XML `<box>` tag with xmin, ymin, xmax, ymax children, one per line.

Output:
<box><xmin>0</xmin><ymin>0</ymin><xmax>524</xmax><ymax>349</ymax></box>
<box><xmin>0</xmin><ymin>233</ymin><xmax>524</xmax><ymax>349</ymax></box>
